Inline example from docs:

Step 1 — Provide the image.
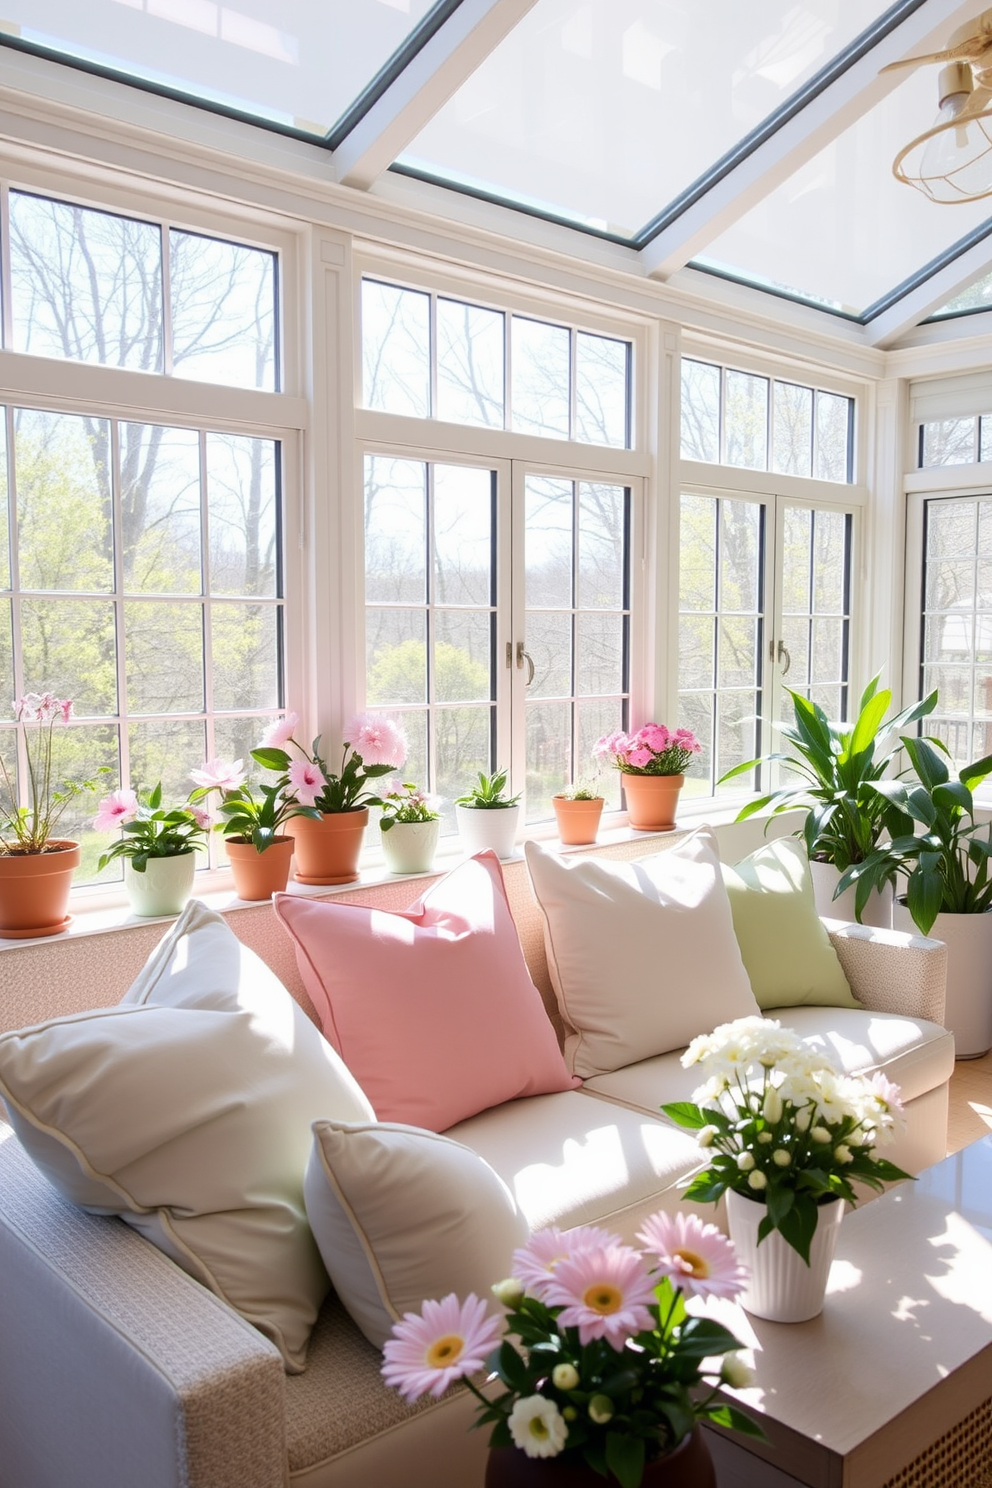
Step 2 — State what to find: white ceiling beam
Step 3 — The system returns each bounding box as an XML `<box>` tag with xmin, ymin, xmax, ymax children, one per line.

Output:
<box><xmin>334</xmin><ymin>0</ymin><xmax>539</xmax><ymax>190</ymax></box>
<box><xmin>865</xmin><ymin>232</ymin><xmax>992</xmax><ymax>345</ymax></box>
<box><xmin>641</xmin><ymin>0</ymin><xmax>982</xmax><ymax>281</ymax></box>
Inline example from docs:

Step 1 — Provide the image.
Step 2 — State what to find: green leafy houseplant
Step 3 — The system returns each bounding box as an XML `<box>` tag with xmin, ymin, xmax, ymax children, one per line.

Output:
<box><xmin>455</xmin><ymin>768</ymin><xmax>521</xmax><ymax>809</ymax></box>
<box><xmin>663</xmin><ymin>1017</ymin><xmax>910</xmax><ymax>1263</ymax></box>
<box><xmin>381</xmin><ymin>1214</ymin><xmax>761</xmax><ymax>1488</ymax></box>
<box><xmin>94</xmin><ymin>783</ymin><xmax>210</xmax><ymax>873</ymax></box>
<box><xmin>189</xmin><ymin>758</ymin><xmax>320</xmax><ymax>852</ymax></box>
<box><xmin>553</xmin><ymin>784</ymin><xmax>603</xmax><ymax>802</ymax></box>
<box><xmin>378</xmin><ymin>783</ymin><xmax>441</xmax><ymax>832</ymax></box>
<box><xmin>836</xmin><ymin>734</ymin><xmax>992</xmax><ymax>934</ymax></box>
<box><xmin>721</xmin><ymin>678</ymin><xmax>937</xmax><ymax>875</ymax></box>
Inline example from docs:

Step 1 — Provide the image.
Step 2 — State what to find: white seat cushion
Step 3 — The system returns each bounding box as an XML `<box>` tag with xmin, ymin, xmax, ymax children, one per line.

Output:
<box><xmin>443</xmin><ymin>1088</ymin><xmax>706</xmax><ymax>1241</ymax></box>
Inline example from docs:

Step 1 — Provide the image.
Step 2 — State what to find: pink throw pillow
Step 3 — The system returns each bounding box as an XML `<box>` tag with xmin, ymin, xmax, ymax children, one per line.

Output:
<box><xmin>273</xmin><ymin>852</ymin><xmax>579</xmax><ymax>1131</ymax></box>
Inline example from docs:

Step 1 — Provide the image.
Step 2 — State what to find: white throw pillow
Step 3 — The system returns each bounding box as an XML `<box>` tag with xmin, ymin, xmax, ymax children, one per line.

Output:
<box><xmin>305</xmin><ymin>1119</ymin><xmax>528</xmax><ymax>1348</ymax></box>
<box><xmin>524</xmin><ymin>828</ymin><xmax>759</xmax><ymax>1077</ymax></box>
<box><xmin>0</xmin><ymin>900</ymin><xmax>375</xmax><ymax>1372</ymax></box>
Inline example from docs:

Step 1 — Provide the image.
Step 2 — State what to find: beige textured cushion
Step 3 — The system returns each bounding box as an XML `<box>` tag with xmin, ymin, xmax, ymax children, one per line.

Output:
<box><xmin>721</xmin><ymin>837</ymin><xmax>858</xmax><ymax>1009</ymax></box>
<box><xmin>305</xmin><ymin>1119</ymin><xmax>528</xmax><ymax>1349</ymax></box>
<box><xmin>0</xmin><ymin>900</ymin><xmax>375</xmax><ymax>1372</ymax></box>
<box><xmin>524</xmin><ymin>828</ymin><xmax>759</xmax><ymax>1077</ymax></box>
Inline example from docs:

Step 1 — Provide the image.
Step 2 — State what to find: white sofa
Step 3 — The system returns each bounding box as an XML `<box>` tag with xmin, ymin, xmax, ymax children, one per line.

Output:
<box><xmin>0</xmin><ymin>837</ymin><xmax>952</xmax><ymax>1488</ymax></box>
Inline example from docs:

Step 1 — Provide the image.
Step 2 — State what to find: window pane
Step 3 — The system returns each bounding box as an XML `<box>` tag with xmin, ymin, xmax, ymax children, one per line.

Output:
<box><xmin>814</xmin><ymin>393</ymin><xmax>852</xmax><ymax>483</ymax></box>
<box><xmin>576</xmin><ymin>612</ymin><xmax>623</xmax><ymax>696</ymax></box>
<box><xmin>0</xmin><ymin>604</ymin><xmax>12</xmax><ymax>721</ymax></box>
<box><xmin>15</xmin><ymin>409</ymin><xmax>113</xmax><ymax>593</ymax></box>
<box><xmin>20</xmin><ymin>598</ymin><xmax>118</xmax><ymax>715</ymax></box>
<box><xmin>720</xmin><ymin>500</ymin><xmax>761</xmax><ymax>613</ymax></box>
<box><xmin>121</xmin><ymin>423</ymin><xmax>201</xmax><ymax>594</ymax></box>
<box><xmin>679</xmin><ymin>614</ymin><xmax>714</xmax><ymax>691</ymax></box>
<box><xmin>718</xmin><ymin>616</ymin><xmax>759</xmax><ymax>689</ymax></box>
<box><xmin>527</xmin><ymin>611</ymin><xmax>572</xmax><ymax>698</ymax></box>
<box><xmin>124</xmin><ymin>600</ymin><xmax>204</xmax><ymax>714</ymax></box>
<box><xmin>921</xmin><ymin>418</ymin><xmax>979</xmax><ymax>468</ymax></box>
<box><xmin>365</xmin><ymin>456</ymin><xmax>427</xmax><ymax>605</ymax></box>
<box><xmin>724</xmin><ymin>370</ymin><xmax>768</xmax><ymax>471</ymax></box>
<box><xmin>527</xmin><ymin>699</ymin><xmax>571</xmax><ymax>821</ymax></box>
<box><xmin>0</xmin><ymin>416</ymin><xmax>8</xmax><ymax>592</ymax></box>
<box><xmin>171</xmin><ymin>231</ymin><xmax>276</xmax><ymax>390</ymax></box>
<box><xmin>64</xmin><ymin>725</ymin><xmax>121</xmax><ymax>886</ymax></box>
<box><xmin>716</xmin><ymin>691</ymin><xmax>759</xmax><ymax>792</ymax></box>
<box><xmin>207</xmin><ymin>434</ymin><xmax>279</xmax><ymax>597</ymax></box>
<box><xmin>813</xmin><ymin>509</ymin><xmax>848</xmax><ymax>614</ymax></box>
<box><xmin>211</xmin><ymin>604</ymin><xmax>279</xmax><ymax>711</ymax></box>
<box><xmin>575</xmin><ymin>332</ymin><xmax>628</xmax><ymax>448</ymax></box>
<box><xmin>129</xmin><ymin>718</ymin><xmax>206</xmax><ymax>807</ymax></box>
<box><xmin>512</xmin><ymin>318</ymin><xmax>570</xmax><ymax>438</ymax></box>
<box><xmin>434</xmin><ymin>465</ymin><xmax>493</xmax><ymax>607</ymax></box>
<box><xmin>576</xmin><ymin>699</ymin><xmax>623</xmax><ymax>807</ymax></box>
<box><xmin>781</xmin><ymin>506</ymin><xmax>812</xmax><ymax>615</ymax></box>
<box><xmin>811</xmin><ymin>617</ymin><xmax>844</xmax><ymax>684</ymax></box>
<box><xmin>981</xmin><ymin>416</ymin><xmax>992</xmax><ymax>463</ymax></box>
<box><xmin>436</xmin><ymin>705</ymin><xmax>492</xmax><ymax>820</ymax></box>
<box><xmin>679</xmin><ymin>494</ymin><xmax>716</xmax><ymax>611</ymax></box>
<box><xmin>578</xmin><ymin>482</ymin><xmax>625</xmax><ymax>610</ymax></box>
<box><xmin>434</xmin><ymin>611</ymin><xmax>492</xmax><ymax>701</ymax></box>
<box><xmin>367</xmin><ymin>611</ymin><xmax>428</xmax><ymax>704</ymax></box>
<box><xmin>526</xmin><ymin>477</ymin><xmax>572</xmax><ymax>608</ymax></box>
<box><xmin>773</xmin><ymin>382</ymin><xmax>813</xmax><ymax>478</ymax></box>
<box><xmin>680</xmin><ymin>360</ymin><xmax>720</xmax><ymax>462</ymax></box>
<box><xmin>361</xmin><ymin>280</ymin><xmax>430</xmax><ymax>417</ymax></box>
<box><xmin>436</xmin><ymin>299</ymin><xmax>504</xmax><ymax>428</ymax></box>
<box><xmin>10</xmin><ymin>193</ymin><xmax>163</xmax><ymax>371</ymax></box>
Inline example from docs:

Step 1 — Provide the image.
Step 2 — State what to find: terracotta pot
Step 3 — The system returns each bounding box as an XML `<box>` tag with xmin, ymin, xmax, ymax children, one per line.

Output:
<box><xmin>0</xmin><ymin>840</ymin><xmax>80</xmax><ymax>939</ymax></box>
<box><xmin>226</xmin><ymin>836</ymin><xmax>294</xmax><ymax>900</ymax></box>
<box><xmin>552</xmin><ymin>797</ymin><xmax>604</xmax><ymax>846</ymax></box>
<box><xmin>287</xmin><ymin>809</ymin><xmax>368</xmax><ymax>885</ymax></box>
<box><xmin>380</xmin><ymin>819</ymin><xmax>440</xmax><ymax>874</ymax></box>
<box><xmin>124</xmin><ymin>851</ymin><xmax>197</xmax><ymax>917</ymax></box>
<box><xmin>726</xmin><ymin>1187</ymin><xmax>845</xmax><ymax>1323</ymax></box>
<box><xmin>621</xmin><ymin>773</ymin><xmax>684</xmax><ymax>832</ymax></box>
<box><xmin>485</xmin><ymin>1427</ymin><xmax>715</xmax><ymax>1487</ymax></box>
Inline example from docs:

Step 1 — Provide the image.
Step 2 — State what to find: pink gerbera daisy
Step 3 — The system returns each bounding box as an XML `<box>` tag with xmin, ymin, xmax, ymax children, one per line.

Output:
<box><xmin>259</xmin><ymin>711</ymin><xmax>300</xmax><ymax>748</ymax></box>
<box><xmin>512</xmin><ymin>1225</ymin><xmax>622</xmax><ymax>1301</ymax></box>
<box><xmin>636</xmin><ymin>1211</ymin><xmax>748</xmax><ymax>1300</ymax></box>
<box><xmin>344</xmin><ymin>712</ymin><xmax>407</xmax><ymax>768</ymax></box>
<box><xmin>287</xmin><ymin>759</ymin><xmax>324</xmax><ymax>806</ymax></box>
<box><xmin>543</xmin><ymin>1245</ymin><xmax>655</xmax><ymax>1348</ymax></box>
<box><xmin>381</xmin><ymin>1293</ymin><xmax>503</xmax><ymax>1404</ymax></box>
<box><xmin>93</xmin><ymin>788</ymin><xmax>139</xmax><ymax>833</ymax></box>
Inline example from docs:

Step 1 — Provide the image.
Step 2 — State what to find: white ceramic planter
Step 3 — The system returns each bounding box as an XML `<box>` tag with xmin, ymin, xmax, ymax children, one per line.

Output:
<box><xmin>726</xmin><ymin>1187</ymin><xmax>845</xmax><ymax>1323</ymax></box>
<box><xmin>455</xmin><ymin>804</ymin><xmax>520</xmax><ymax>860</ymax></box>
<box><xmin>124</xmin><ymin>852</ymin><xmax>197</xmax><ymax>917</ymax></box>
<box><xmin>380</xmin><ymin>819</ymin><xmax>440</xmax><ymax>874</ymax></box>
<box><xmin>809</xmin><ymin>858</ymin><xmax>893</xmax><ymax>928</ymax></box>
<box><xmin>892</xmin><ymin>900</ymin><xmax>992</xmax><ymax>1059</ymax></box>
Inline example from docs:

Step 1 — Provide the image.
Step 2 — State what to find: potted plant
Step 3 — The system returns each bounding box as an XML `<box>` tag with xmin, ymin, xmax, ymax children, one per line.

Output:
<box><xmin>552</xmin><ymin>784</ymin><xmax>605</xmax><ymax>846</ymax></box>
<box><xmin>719</xmin><ymin>678</ymin><xmax>937</xmax><ymax>925</ymax></box>
<box><xmin>454</xmin><ymin>769</ymin><xmax>521</xmax><ymax>860</ymax></box>
<box><xmin>593</xmin><ymin>725</ymin><xmax>701</xmax><ymax>832</ymax></box>
<box><xmin>189</xmin><ymin>757</ymin><xmax>321</xmax><ymax>900</ymax></box>
<box><xmin>253</xmin><ymin>710</ymin><xmax>407</xmax><ymax>885</ymax></box>
<box><xmin>0</xmin><ymin>692</ymin><xmax>102</xmax><ymax>939</ymax></box>
<box><xmin>378</xmin><ymin>783</ymin><xmax>442</xmax><ymax>874</ymax></box>
<box><xmin>837</xmin><ymin>734</ymin><xmax>992</xmax><ymax>1057</ymax></box>
<box><xmin>382</xmin><ymin>1213</ymin><xmax>762</xmax><ymax>1487</ymax></box>
<box><xmin>95</xmin><ymin>781</ymin><xmax>211</xmax><ymax>917</ymax></box>
<box><xmin>663</xmin><ymin>1016</ymin><xmax>909</xmax><ymax>1322</ymax></box>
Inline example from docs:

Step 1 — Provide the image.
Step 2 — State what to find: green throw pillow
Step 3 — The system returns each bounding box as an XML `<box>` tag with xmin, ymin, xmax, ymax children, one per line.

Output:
<box><xmin>721</xmin><ymin>838</ymin><xmax>859</xmax><ymax>1010</ymax></box>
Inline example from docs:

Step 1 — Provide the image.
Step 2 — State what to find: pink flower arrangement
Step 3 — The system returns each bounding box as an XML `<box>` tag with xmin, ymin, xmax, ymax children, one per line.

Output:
<box><xmin>594</xmin><ymin>723</ymin><xmax>702</xmax><ymax>777</ymax></box>
<box><xmin>1</xmin><ymin>692</ymin><xmax>105</xmax><ymax>854</ymax></box>
<box><xmin>252</xmin><ymin>710</ymin><xmax>407</xmax><ymax>813</ymax></box>
<box><xmin>93</xmin><ymin>781</ymin><xmax>211</xmax><ymax>873</ymax></box>
<box><xmin>381</xmin><ymin>1212</ymin><xmax>760</xmax><ymax>1486</ymax></box>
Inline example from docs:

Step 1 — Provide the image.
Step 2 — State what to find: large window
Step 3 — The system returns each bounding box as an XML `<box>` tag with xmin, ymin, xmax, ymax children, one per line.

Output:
<box><xmin>360</xmin><ymin>274</ymin><xmax>636</xmax><ymax>827</ymax></box>
<box><xmin>0</xmin><ymin>188</ymin><xmax>287</xmax><ymax>884</ymax></box>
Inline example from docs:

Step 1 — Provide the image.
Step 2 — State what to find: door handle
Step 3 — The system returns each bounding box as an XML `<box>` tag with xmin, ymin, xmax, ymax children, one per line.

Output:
<box><xmin>776</xmin><ymin>639</ymin><xmax>791</xmax><ymax>676</ymax></box>
<box><xmin>516</xmin><ymin>641</ymin><xmax>535</xmax><ymax>687</ymax></box>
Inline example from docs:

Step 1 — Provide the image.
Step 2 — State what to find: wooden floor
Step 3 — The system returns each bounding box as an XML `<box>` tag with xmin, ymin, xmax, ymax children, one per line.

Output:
<box><xmin>947</xmin><ymin>1048</ymin><xmax>992</xmax><ymax>1154</ymax></box>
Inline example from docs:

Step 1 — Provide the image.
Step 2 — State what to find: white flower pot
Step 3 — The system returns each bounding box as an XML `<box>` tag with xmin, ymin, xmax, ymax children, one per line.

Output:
<box><xmin>726</xmin><ymin>1187</ymin><xmax>845</xmax><ymax>1323</ymax></box>
<box><xmin>809</xmin><ymin>859</ymin><xmax>892</xmax><ymax>928</ymax></box>
<box><xmin>455</xmin><ymin>804</ymin><xmax>520</xmax><ymax>861</ymax></box>
<box><xmin>380</xmin><ymin>819</ymin><xmax>440</xmax><ymax>874</ymax></box>
<box><xmin>892</xmin><ymin>900</ymin><xmax>992</xmax><ymax>1059</ymax></box>
<box><xmin>124</xmin><ymin>852</ymin><xmax>197</xmax><ymax>917</ymax></box>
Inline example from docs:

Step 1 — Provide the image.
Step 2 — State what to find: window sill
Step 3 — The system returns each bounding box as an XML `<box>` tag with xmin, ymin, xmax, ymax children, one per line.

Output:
<box><xmin>0</xmin><ymin>801</ymin><xmax>747</xmax><ymax>952</ymax></box>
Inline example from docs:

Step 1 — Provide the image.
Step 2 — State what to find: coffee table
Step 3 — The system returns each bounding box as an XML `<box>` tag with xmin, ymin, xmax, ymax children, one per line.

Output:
<box><xmin>701</xmin><ymin>1135</ymin><xmax>992</xmax><ymax>1488</ymax></box>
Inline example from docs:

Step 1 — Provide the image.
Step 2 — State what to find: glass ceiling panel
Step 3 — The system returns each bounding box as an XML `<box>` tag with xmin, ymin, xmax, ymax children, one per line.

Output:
<box><xmin>0</xmin><ymin>0</ymin><xmax>441</xmax><ymax>138</ymax></box>
<box><xmin>930</xmin><ymin>269</ymin><xmax>992</xmax><ymax>319</ymax></box>
<box><xmin>397</xmin><ymin>0</ymin><xmax>902</xmax><ymax>238</ymax></box>
<box><xmin>697</xmin><ymin>67</ymin><xmax>992</xmax><ymax>317</ymax></box>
